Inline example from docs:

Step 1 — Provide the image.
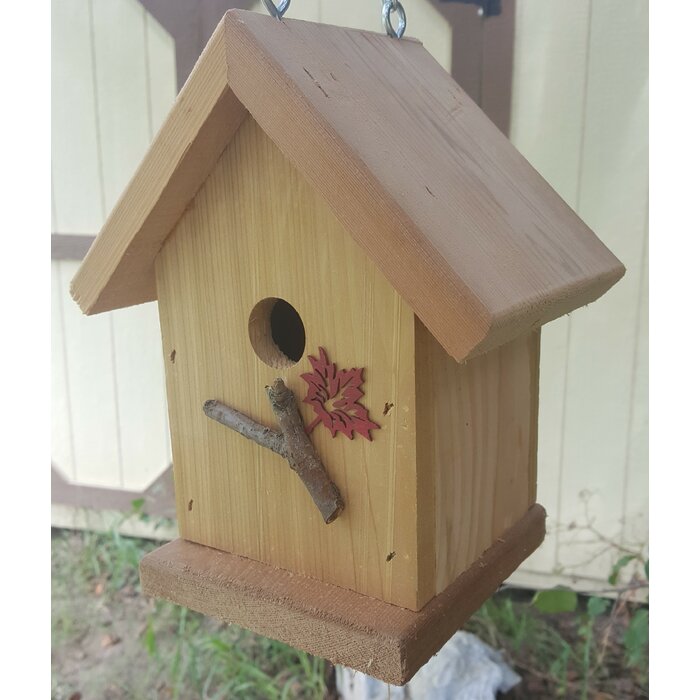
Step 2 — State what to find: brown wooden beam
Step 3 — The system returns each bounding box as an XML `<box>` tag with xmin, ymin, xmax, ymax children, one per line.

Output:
<box><xmin>138</xmin><ymin>0</ymin><xmax>257</xmax><ymax>90</ymax></box>
<box><xmin>429</xmin><ymin>0</ymin><xmax>515</xmax><ymax>135</ymax></box>
<box><xmin>480</xmin><ymin>0</ymin><xmax>515</xmax><ymax>135</ymax></box>
<box><xmin>51</xmin><ymin>464</ymin><xmax>176</xmax><ymax>519</ymax></box>
<box><xmin>141</xmin><ymin>504</ymin><xmax>546</xmax><ymax>685</ymax></box>
<box><xmin>51</xmin><ymin>233</ymin><xmax>96</xmax><ymax>261</ymax></box>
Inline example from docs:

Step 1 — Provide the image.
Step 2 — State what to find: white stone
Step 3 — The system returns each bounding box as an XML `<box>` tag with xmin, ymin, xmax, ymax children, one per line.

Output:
<box><xmin>336</xmin><ymin>631</ymin><xmax>520</xmax><ymax>700</ymax></box>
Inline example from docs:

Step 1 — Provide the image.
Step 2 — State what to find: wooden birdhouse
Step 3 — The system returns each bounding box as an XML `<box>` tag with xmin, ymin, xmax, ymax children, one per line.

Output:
<box><xmin>71</xmin><ymin>10</ymin><xmax>624</xmax><ymax>684</ymax></box>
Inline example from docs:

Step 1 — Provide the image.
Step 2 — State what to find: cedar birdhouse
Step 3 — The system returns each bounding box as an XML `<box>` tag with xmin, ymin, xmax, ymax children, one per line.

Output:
<box><xmin>71</xmin><ymin>10</ymin><xmax>624</xmax><ymax>684</ymax></box>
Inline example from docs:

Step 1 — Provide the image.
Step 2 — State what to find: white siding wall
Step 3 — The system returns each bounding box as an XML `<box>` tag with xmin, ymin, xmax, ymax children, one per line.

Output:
<box><xmin>51</xmin><ymin>0</ymin><xmax>174</xmax><ymax>491</ymax></box>
<box><xmin>509</xmin><ymin>0</ymin><xmax>648</xmax><ymax>588</ymax></box>
<box><xmin>52</xmin><ymin>0</ymin><xmax>648</xmax><ymax>588</ymax></box>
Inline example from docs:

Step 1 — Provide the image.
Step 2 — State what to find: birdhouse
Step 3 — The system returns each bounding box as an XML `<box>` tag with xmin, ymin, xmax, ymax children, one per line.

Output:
<box><xmin>71</xmin><ymin>9</ymin><xmax>624</xmax><ymax>685</ymax></box>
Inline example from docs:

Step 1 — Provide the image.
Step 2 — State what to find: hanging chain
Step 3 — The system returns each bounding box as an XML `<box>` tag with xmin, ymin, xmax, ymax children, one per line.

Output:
<box><xmin>261</xmin><ymin>0</ymin><xmax>290</xmax><ymax>20</ymax></box>
<box><xmin>382</xmin><ymin>0</ymin><xmax>407</xmax><ymax>39</ymax></box>
<box><xmin>262</xmin><ymin>0</ymin><xmax>406</xmax><ymax>40</ymax></box>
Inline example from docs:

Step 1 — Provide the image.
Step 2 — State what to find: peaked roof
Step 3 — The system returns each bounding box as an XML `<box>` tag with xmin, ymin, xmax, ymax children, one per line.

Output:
<box><xmin>71</xmin><ymin>10</ymin><xmax>624</xmax><ymax>362</ymax></box>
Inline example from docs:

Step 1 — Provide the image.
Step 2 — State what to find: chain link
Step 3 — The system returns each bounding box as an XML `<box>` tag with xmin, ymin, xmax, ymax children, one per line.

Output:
<box><xmin>382</xmin><ymin>0</ymin><xmax>406</xmax><ymax>39</ymax></box>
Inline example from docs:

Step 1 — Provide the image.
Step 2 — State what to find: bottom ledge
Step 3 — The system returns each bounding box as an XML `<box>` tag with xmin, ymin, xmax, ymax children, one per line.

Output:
<box><xmin>140</xmin><ymin>503</ymin><xmax>546</xmax><ymax>685</ymax></box>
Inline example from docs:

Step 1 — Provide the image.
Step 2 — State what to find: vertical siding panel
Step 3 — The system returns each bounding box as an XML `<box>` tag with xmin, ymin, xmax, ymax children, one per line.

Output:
<box><xmin>556</xmin><ymin>1</ymin><xmax>648</xmax><ymax>578</ymax></box>
<box><xmin>508</xmin><ymin>0</ymin><xmax>591</xmax><ymax>576</ymax></box>
<box><xmin>319</xmin><ymin>0</ymin><xmax>378</xmax><ymax>30</ymax></box>
<box><xmin>59</xmin><ymin>260</ymin><xmax>123</xmax><ymax>487</ymax></box>
<box><xmin>622</xmin><ymin>224</ymin><xmax>648</xmax><ymax>551</ymax></box>
<box><xmin>287</xmin><ymin>0</ymin><xmax>321</xmax><ymax>22</ymax></box>
<box><xmin>51</xmin><ymin>0</ymin><xmax>103</xmax><ymax>232</ymax></box>
<box><xmin>97</xmin><ymin>0</ymin><xmax>176</xmax><ymax>490</ymax></box>
<box><xmin>145</xmin><ymin>12</ymin><xmax>177</xmax><ymax>133</ymax></box>
<box><xmin>319</xmin><ymin>0</ymin><xmax>453</xmax><ymax>71</ymax></box>
<box><xmin>91</xmin><ymin>0</ymin><xmax>152</xmax><ymax>212</ymax></box>
<box><xmin>52</xmin><ymin>261</ymin><xmax>76</xmax><ymax>480</ymax></box>
<box><xmin>88</xmin><ymin>0</ymin><xmax>156</xmax><ymax>490</ymax></box>
<box><xmin>112</xmin><ymin>303</ymin><xmax>171</xmax><ymax>490</ymax></box>
<box><xmin>52</xmin><ymin>0</ymin><xmax>120</xmax><ymax>488</ymax></box>
<box><xmin>51</xmin><ymin>180</ymin><xmax>58</xmax><ymax>234</ymax></box>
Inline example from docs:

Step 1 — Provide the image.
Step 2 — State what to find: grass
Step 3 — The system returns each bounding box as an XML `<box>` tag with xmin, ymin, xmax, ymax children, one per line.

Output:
<box><xmin>141</xmin><ymin>603</ymin><xmax>328</xmax><ymax>699</ymax></box>
<box><xmin>51</xmin><ymin>525</ymin><xmax>328</xmax><ymax>700</ymax></box>
<box><xmin>465</xmin><ymin>588</ymin><xmax>648</xmax><ymax>698</ymax></box>
<box><xmin>52</xmin><ymin>520</ymin><xmax>648</xmax><ymax>700</ymax></box>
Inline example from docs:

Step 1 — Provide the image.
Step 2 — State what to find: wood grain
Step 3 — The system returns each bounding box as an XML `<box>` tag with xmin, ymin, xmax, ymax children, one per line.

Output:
<box><xmin>73</xmin><ymin>9</ymin><xmax>624</xmax><ymax>362</ymax></box>
<box><xmin>155</xmin><ymin>116</ymin><xmax>425</xmax><ymax>609</ymax></box>
<box><xmin>416</xmin><ymin>322</ymin><xmax>539</xmax><ymax>593</ymax></box>
<box><xmin>140</xmin><ymin>504</ymin><xmax>546</xmax><ymax>686</ymax></box>
<box><xmin>222</xmin><ymin>10</ymin><xmax>624</xmax><ymax>361</ymax></box>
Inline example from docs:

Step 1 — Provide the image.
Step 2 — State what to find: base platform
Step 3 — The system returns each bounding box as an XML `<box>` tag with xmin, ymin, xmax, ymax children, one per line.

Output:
<box><xmin>140</xmin><ymin>504</ymin><xmax>545</xmax><ymax>685</ymax></box>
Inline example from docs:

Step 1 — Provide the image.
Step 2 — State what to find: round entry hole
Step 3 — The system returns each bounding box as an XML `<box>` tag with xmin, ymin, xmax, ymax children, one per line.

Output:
<box><xmin>248</xmin><ymin>297</ymin><xmax>306</xmax><ymax>368</ymax></box>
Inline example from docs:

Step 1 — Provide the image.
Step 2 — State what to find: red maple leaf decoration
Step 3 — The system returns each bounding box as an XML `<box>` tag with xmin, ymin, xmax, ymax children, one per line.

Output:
<box><xmin>301</xmin><ymin>347</ymin><xmax>380</xmax><ymax>441</ymax></box>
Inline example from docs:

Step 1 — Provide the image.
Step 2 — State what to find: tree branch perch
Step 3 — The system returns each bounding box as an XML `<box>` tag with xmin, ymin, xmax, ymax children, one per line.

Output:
<box><xmin>203</xmin><ymin>379</ymin><xmax>344</xmax><ymax>524</ymax></box>
<box><xmin>203</xmin><ymin>400</ymin><xmax>287</xmax><ymax>456</ymax></box>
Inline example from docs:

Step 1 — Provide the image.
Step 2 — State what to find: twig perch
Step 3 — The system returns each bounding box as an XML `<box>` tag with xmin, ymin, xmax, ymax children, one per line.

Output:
<box><xmin>203</xmin><ymin>400</ymin><xmax>287</xmax><ymax>456</ymax></box>
<box><xmin>203</xmin><ymin>379</ymin><xmax>344</xmax><ymax>524</ymax></box>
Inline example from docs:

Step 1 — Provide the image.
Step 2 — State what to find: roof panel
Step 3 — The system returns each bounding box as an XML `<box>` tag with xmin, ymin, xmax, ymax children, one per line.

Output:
<box><xmin>72</xmin><ymin>10</ymin><xmax>624</xmax><ymax>361</ymax></box>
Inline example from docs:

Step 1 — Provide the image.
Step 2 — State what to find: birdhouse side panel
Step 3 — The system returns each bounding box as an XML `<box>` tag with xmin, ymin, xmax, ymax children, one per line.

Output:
<box><xmin>155</xmin><ymin>116</ymin><xmax>427</xmax><ymax>610</ymax></box>
<box><xmin>415</xmin><ymin>323</ymin><xmax>539</xmax><ymax>594</ymax></box>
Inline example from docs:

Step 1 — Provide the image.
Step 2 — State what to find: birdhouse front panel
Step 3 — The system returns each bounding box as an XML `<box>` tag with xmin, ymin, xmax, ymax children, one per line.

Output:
<box><xmin>155</xmin><ymin>115</ymin><xmax>431</xmax><ymax>611</ymax></box>
<box><xmin>155</xmin><ymin>113</ymin><xmax>540</xmax><ymax>612</ymax></box>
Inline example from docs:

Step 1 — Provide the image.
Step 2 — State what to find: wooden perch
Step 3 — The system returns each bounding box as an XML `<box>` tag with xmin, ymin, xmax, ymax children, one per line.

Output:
<box><xmin>203</xmin><ymin>379</ymin><xmax>344</xmax><ymax>524</ymax></box>
<box><xmin>203</xmin><ymin>400</ymin><xmax>287</xmax><ymax>456</ymax></box>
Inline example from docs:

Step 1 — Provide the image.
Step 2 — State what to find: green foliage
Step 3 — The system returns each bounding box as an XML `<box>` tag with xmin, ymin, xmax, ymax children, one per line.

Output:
<box><xmin>624</xmin><ymin>609</ymin><xmax>649</xmax><ymax>669</ymax></box>
<box><xmin>586</xmin><ymin>596</ymin><xmax>609</xmax><ymax>619</ymax></box>
<box><xmin>467</xmin><ymin>593</ymin><xmax>575</xmax><ymax>695</ymax></box>
<box><xmin>466</xmin><ymin>547</ymin><xmax>649</xmax><ymax>699</ymax></box>
<box><xmin>130</xmin><ymin>497</ymin><xmax>146</xmax><ymax>515</ymax></box>
<box><xmin>532</xmin><ymin>586</ymin><xmax>578</xmax><ymax>614</ymax></box>
<box><xmin>577</xmin><ymin>597</ymin><xmax>610</xmax><ymax>700</ymax></box>
<box><xmin>137</xmin><ymin>602</ymin><xmax>327</xmax><ymax>699</ymax></box>
<box><xmin>52</xmin><ymin>525</ymin><xmax>327</xmax><ymax>699</ymax></box>
<box><xmin>608</xmin><ymin>555</ymin><xmax>637</xmax><ymax>585</ymax></box>
<box><xmin>143</xmin><ymin>617</ymin><xmax>157</xmax><ymax>657</ymax></box>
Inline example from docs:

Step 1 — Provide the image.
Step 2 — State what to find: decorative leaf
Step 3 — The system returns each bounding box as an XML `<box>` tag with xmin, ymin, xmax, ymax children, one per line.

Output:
<box><xmin>301</xmin><ymin>347</ymin><xmax>380</xmax><ymax>441</ymax></box>
<box><xmin>532</xmin><ymin>587</ymin><xmax>578</xmax><ymax>614</ymax></box>
<box><xmin>608</xmin><ymin>554</ymin><xmax>637</xmax><ymax>585</ymax></box>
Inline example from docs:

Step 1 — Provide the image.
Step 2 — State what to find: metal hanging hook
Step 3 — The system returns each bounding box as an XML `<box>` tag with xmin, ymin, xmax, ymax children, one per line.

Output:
<box><xmin>262</xmin><ymin>0</ymin><xmax>291</xmax><ymax>20</ymax></box>
<box><xmin>382</xmin><ymin>0</ymin><xmax>407</xmax><ymax>39</ymax></box>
